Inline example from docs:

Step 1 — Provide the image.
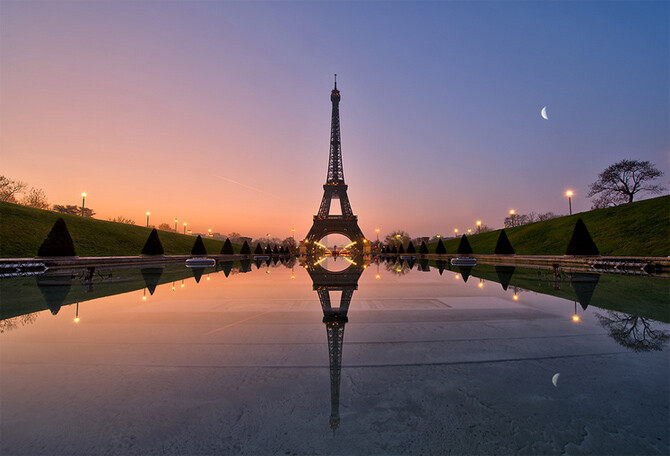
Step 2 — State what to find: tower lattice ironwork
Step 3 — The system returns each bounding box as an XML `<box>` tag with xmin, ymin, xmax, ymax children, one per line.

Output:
<box><xmin>305</xmin><ymin>76</ymin><xmax>366</xmax><ymax>249</ymax></box>
<box><xmin>305</xmin><ymin>258</ymin><xmax>366</xmax><ymax>430</ymax></box>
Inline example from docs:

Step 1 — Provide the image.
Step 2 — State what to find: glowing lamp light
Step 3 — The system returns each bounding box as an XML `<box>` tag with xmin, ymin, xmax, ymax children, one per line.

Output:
<box><xmin>566</xmin><ymin>190</ymin><xmax>573</xmax><ymax>197</ymax></box>
<box><xmin>513</xmin><ymin>294</ymin><xmax>519</xmax><ymax>301</ymax></box>
<box><xmin>572</xmin><ymin>314</ymin><xmax>580</xmax><ymax>322</ymax></box>
<box><xmin>376</xmin><ymin>273</ymin><xmax>381</xmax><ymax>279</ymax></box>
<box><xmin>291</xmin><ymin>274</ymin><xmax>295</xmax><ymax>279</ymax></box>
<box><xmin>478</xmin><ymin>281</ymin><xmax>484</xmax><ymax>288</ymax></box>
<box><xmin>455</xmin><ymin>274</ymin><xmax>460</xmax><ymax>280</ymax></box>
<box><xmin>73</xmin><ymin>317</ymin><xmax>80</xmax><ymax>323</ymax></box>
<box><xmin>509</xmin><ymin>209</ymin><xmax>515</xmax><ymax>215</ymax></box>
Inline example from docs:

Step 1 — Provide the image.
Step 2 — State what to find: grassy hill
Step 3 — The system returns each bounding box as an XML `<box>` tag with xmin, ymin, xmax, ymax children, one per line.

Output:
<box><xmin>0</xmin><ymin>202</ymin><xmax>241</xmax><ymax>257</ymax></box>
<box><xmin>429</xmin><ymin>195</ymin><xmax>669</xmax><ymax>256</ymax></box>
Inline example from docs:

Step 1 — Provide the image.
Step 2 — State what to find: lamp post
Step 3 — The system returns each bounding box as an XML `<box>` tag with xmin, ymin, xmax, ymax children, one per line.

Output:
<box><xmin>375</xmin><ymin>228</ymin><xmax>380</xmax><ymax>242</ymax></box>
<box><xmin>291</xmin><ymin>228</ymin><xmax>295</xmax><ymax>239</ymax></box>
<box><xmin>183</xmin><ymin>222</ymin><xmax>187</xmax><ymax>234</ymax></box>
<box><xmin>566</xmin><ymin>190</ymin><xmax>573</xmax><ymax>215</ymax></box>
<box><xmin>208</xmin><ymin>229</ymin><xmax>212</xmax><ymax>237</ymax></box>
<box><xmin>454</xmin><ymin>228</ymin><xmax>458</xmax><ymax>237</ymax></box>
<box><xmin>174</xmin><ymin>218</ymin><xmax>178</xmax><ymax>232</ymax></box>
<box><xmin>146</xmin><ymin>212</ymin><xmax>150</xmax><ymax>228</ymax></box>
<box><xmin>509</xmin><ymin>209</ymin><xmax>515</xmax><ymax>227</ymax></box>
<box><xmin>81</xmin><ymin>193</ymin><xmax>86</xmax><ymax>217</ymax></box>
<box><xmin>476</xmin><ymin>220</ymin><xmax>481</xmax><ymax>234</ymax></box>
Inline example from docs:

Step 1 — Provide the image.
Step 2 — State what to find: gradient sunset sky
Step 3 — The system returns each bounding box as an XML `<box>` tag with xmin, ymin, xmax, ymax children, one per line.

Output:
<box><xmin>2</xmin><ymin>1</ymin><xmax>668</xmax><ymax>240</ymax></box>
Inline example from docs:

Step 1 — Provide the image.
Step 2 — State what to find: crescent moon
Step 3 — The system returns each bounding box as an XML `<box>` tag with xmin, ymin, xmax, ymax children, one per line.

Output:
<box><xmin>541</xmin><ymin>106</ymin><xmax>549</xmax><ymax>120</ymax></box>
<box><xmin>552</xmin><ymin>373</ymin><xmax>560</xmax><ymax>387</ymax></box>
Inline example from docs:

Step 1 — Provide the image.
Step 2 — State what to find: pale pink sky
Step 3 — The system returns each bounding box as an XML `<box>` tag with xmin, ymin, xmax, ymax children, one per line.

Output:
<box><xmin>2</xmin><ymin>2</ymin><xmax>667</xmax><ymax>240</ymax></box>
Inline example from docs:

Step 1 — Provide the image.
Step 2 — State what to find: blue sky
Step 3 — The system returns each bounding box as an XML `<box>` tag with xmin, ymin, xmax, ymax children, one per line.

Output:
<box><xmin>2</xmin><ymin>0</ymin><xmax>667</xmax><ymax>238</ymax></box>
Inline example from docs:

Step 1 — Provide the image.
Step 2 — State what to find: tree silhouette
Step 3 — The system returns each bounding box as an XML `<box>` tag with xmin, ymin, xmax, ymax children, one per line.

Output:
<box><xmin>457</xmin><ymin>235</ymin><xmax>473</xmax><ymax>255</ymax></box>
<box><xmin>435</xmin><ymin>238</ymin><xmax>446</xmax><ymax>254</ymax></box>
<box><xmin>494</xmin><ymin>230</ymin><xmax>514</xmax><ymax>254</ymax></box>
<box><xmin>240</xmin><ymin>241</ymin><xmax>251</xmax><ymax>255</ymax></box>
<box><xmin>565</xmin><ymin>218</ymin><xmax>599</xmax><ymax>256</ymax></box>
<box><xmin>37</xmin><ymin>218</ymin><xmax>76</xmax><ymax>257</ymax></box>
<box><xmin>588</xmin><ymin>159</ymin><xmax>664</xmax><ymax>206</ymax></box>
<box><xmin>419</xmin><ymin>241</ymin><xmax>428</xmax><ymax>254</ymax></box>
<box><xmin>254</xmin><ymin>243</ymin><xmax>263</xmax><ymax>254</ymax></box>
<box><xmin>596</xmin><ymin>311</ymin><xmax>670</xmax><ymax>351</ymax></box>
<box><xmin>141</xmin><ymin>228</ymin><xmax>164</xmax><ymax>255</ymax></box>
<box><xmin>191</xmin><ymin>235</ymin><xmax>207</xmax><ymax>255</ymax></box>
<box><xmin>406</xmin><ymin>241</ymin><xmax>416</xmax><ymax>254</ymax></box>
<box><xmin>220</xmin><ymin>238</ymin><xmax>234</xmax><ymax>255</ymax></box>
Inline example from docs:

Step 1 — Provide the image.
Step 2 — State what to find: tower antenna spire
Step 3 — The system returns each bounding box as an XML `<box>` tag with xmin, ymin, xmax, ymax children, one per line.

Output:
<box><xmin>334</xmin><ymin>73</ymin><xmax>337</xmax><ymax>90</ymax></box>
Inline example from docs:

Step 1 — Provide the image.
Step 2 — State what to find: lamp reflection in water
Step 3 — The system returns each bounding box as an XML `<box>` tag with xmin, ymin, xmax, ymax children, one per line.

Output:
<box><xmin>512</xmin><ymin>286</ymin><xmax>519</xmax><ymax>301</ymax></box>
<box><xmin>142</xmin><ymin>288</ymin><xmax>147</xmax><ymax>300</ymax></box>
<box><xmin>572</xmin><ymin>301</ymin><xmax>581</xmax><ymax>322</ymax></box>
<box><xmin>478</xmin><ymin>279</ymin><xmax>484</xmax><ymax>288</ymax></box>
<box><xmin>73</xmin><ymin>302</ymin><xmax>80</xmax><ymax>323</ymax></box>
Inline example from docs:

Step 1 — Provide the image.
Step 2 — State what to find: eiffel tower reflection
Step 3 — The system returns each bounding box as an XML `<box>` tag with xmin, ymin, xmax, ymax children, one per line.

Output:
<box><xmin>303</xmin><ymin>254</ymin><xmax>368</xmax><ymax>430</ymax></box>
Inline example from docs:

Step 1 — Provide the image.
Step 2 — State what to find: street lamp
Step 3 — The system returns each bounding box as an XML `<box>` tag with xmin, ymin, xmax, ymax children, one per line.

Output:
<box><xmin>208</xmin><ymin>229</ymin><xmax>212</xmax><ymax>237</ymax></box>
<box><xmin>375</xmin><ymin>228</ymin><xmax>380</xmax><ymax>242</ymax></box>
<box><xmin>146</xmin><ymin>212</ymin><xmax>150</xmax><ymax>228</ymax></box>
<box><xmin>81</xmin><ymin>193</ymin><xmax>86</xmax><ymax>217</ymax></box>
<box><xmin>454</xmin><ymin>228</ymin><xmax>458</xmax><ymax>237</ymax></box>
<box><xmin>174</xmin><ymin>218</ymin><xmax>178</xmax><ymax>232</ymax></box>
<box><xmin>183</xmin><ymin>222</ymin><xmax>187</xmax><ymax>234</ymax></box>
<box><xmin>566</xmin><ymin>190</ymin><xmax>573</xmax><ymax>215</ymax></box>
<box><xmin>291</xmin><ymin>228</ymin><xmax>295</xmax><ymax>239</ymax></box>
<box><xmin>476</xmin><ymin>220</ymin><xmax>481</xmax><ymax>234</ymax></box>
<box><xmin>509</xmin><ymin>209</ymin><xmax>515</xmax><ymax>227</ymax></box>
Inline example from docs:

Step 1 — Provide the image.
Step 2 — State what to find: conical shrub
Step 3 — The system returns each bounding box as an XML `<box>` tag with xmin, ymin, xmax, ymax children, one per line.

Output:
<box><xmin>240</xmin><ymin>241</ymin><xmax>251</xmax><ymax>255</ymax></box>
<box><xmin>273</xmin><ymin>245</ymin><xmax>280</xmax><ymax>255</ymax></box>
<box><xmin>494</xmin><ymin>230</ymin><xmax>515</xmax><ymax>254</ymax></box>
<box><xmin>141</xmin><ymin>228</ymin><xmax>164</xmax><ymax>255</ymax></box>
<box><xmin>419</xmin><ymin>242</ymin><xmax>428</xmax><ymax>254</ymax></box>
<box><xmin>457</xmin><ymin>235</ymin><xmax>473</xmax><ymax>255</ymax></box>
<box><xmin>265</xmin><ymin>244</ymin><xmax>272</xmax><ymax>255</ymax></box>
<box><xmin>398</xmin><ymin>244</ymin><xmax>405</xmax><ymax>254</ymax></box>
<box><xmin>391</xmin><ymin>245</ymin><xmax>398</xmax><ymax>254</ymax></box>
<box><xmin>191</xmin><ymin>235</ymin><xmax>207</xmax><ymax>255</ymax></box>
<box><xmin>566</xmin><ymin>218</ymin><xmax>599</xmax><ymax>256</ymax></box>
<box><xmin>254</xmin><ymin>243</ymin><xmax>263</xmax><ymax>254</ymax></box>
<box><xmin>406</xmin><ymin>241</ymin><xmax>416</xmax><ymax>254</ymax></box>
<box><xmin>37</xmin><ymin>218</ymin><xmax>76</xmax><ymax>257</ymax></box>
<box><xmin>435</xmin><ymin>238</ymin><xmax>446</xmax><ymax>254</ymax></box>
<box><xmin>220</xmin><ymin>238</ymin><xmax>234</xmax><ymax>255</ymax></box>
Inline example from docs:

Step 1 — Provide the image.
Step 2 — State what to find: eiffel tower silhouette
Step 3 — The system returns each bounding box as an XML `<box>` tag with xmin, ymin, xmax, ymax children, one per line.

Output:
<box><xmin>305</xmin><ymin>256</ymin><xmax>366</xmax><ymax>430</ymax></box>
<box><xmin>305</xmin><ymin>76</ymin><xmax>366</xmax><ymax>253</ymax></box>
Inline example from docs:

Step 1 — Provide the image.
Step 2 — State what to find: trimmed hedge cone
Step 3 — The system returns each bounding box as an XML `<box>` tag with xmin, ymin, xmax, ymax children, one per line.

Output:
<box><xmin>141</xmin><ymin>229</ymin><xmax>164</xmax><ymax>255</ymax></box>
<box><xmin>565</xmin><ymin>218</ymin><xmax>600</xmax><ymax>256</ymax></box>
<box><xmin>457</xmin><ymin>235</ymin><xmax>473</xmax><ymax>255</ymax></box>
<box><xmin>191</xmin><ymin>235</ymin><xmax>207</xmax><ymax>255</ymax></box>
<box><xmin>435</xmin><ymin>238</ymin><xmax>446</xmax><ymax>254</ymax></box>
<box><xmin>37</xmin><ymin>218</ymin><xmax>76</xmax><ymax>257</ymax></box>
<box><xmin>494</xmin><ymin>230</ymin><xmax>515</xmax><ymax>255</ymax></box>
<box><xmin>240</xmin><ymin>241</ymin><xmax>251</xmax><ymax>255</ymax></box>
<box><xmin>220</xmin><ymin>238</ymin><xmax>234</xmax><ymax>255</ymax></box>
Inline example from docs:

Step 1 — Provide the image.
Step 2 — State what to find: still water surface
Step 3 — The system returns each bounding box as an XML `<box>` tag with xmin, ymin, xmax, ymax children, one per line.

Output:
<box><xmin>1</xmin><ymin>259</ymin><xmax>668</xmax><ymax>455</ymax></box>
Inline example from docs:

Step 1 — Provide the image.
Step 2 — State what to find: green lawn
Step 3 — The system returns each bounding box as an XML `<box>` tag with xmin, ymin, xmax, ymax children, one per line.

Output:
<box><xmin>428</xmin><ymin>195</ymin><xmax>669</xmax><ymax>256</ymax></box>
<box><xmin>0</xmin><ymin>202</ymin><xmax>241</xmax><ymax>257</ymax></box>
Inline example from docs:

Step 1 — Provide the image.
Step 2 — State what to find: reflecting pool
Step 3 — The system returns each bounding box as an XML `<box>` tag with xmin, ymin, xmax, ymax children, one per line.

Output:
<box><xmin>1</xmin><ymin>258</ymin><xmax>669</xmax><ymax>455</ymax></box>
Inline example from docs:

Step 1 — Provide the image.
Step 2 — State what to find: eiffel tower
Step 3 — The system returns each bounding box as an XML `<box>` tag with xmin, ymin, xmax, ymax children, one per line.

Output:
<box><xmin>305</xmin><ymin>257</ymin><xmax>366</xmax><ymax>430</ymax></box>
<box><xmin>305</xmin><ymin>76</ymin><xmax>366</xmax><ymax>253</ymax></box>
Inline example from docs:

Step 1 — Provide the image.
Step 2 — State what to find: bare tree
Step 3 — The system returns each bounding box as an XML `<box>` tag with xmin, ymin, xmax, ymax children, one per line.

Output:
<box><xmin>588</xmin><ymin>159</ymin><xmax>665</xmax><ymax>206</ymax></box>
<box><xmin>157</xmin><ymin>222</ymin><xmax>172</xmax><ymax>231</ymax></box>
<box><xmin>20</xmin><ymin>187</ymin><xmax>49</xmax><ymax>209</ymax></box>
<box><xmin>0</xmin><ymin>176</ymin><xmax>27</xmax><ymax>203</ymax></box>
<box><xmin>596</xmin><ymin>311</ymin><xmax>670</xmax><ymax>352</ymax></box>
<box><xmin>108</xmin><ymin>216</ymin><xmax>136</xmax><ymax>225</ymax></box>
<box><xmin>54</xmin><ymin>204</ymin><xmax>95</xmax><ymax>217</ymax></box>
<box><xmin>384</xmin><ymin>230</ymin><xmax>411</xmax><ymax>247</ymax></box>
